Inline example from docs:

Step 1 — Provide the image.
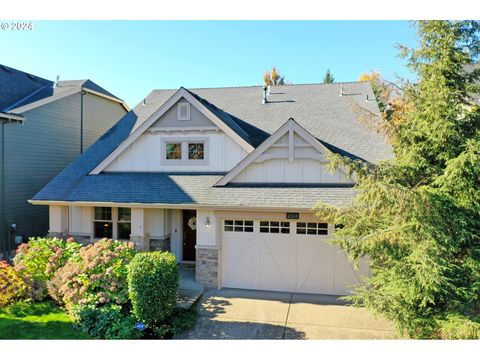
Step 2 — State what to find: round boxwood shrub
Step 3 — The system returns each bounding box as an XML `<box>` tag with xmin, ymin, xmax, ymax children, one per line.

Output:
<box><xmin>48</xmin><ymin>239</ymin><xmax>136</xmax><ymax>310</ymax></box>
<box><xmin>0</xmin><ymin>261</ymin><xmax>28</xmax><ymax>306</ymax></box>
<box><xmin>13</xmin><ymin>237</ymin><xmax>82</xmax><ymax>300</ymax></box>
<box><xmin>128</xmin><ymin>251</ymin><xmax>178</xmax><ymax>328</ymax></box>
<box><xmin>73</xmin><ymin>304</ymin><xmax>142</xmax><ymax>339</ymax></box>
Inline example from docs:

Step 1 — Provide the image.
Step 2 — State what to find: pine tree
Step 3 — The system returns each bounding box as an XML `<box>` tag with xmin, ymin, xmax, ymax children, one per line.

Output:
<box><xmin>323</xmin><ymin>69</ymin><xmax>335</xmax><ymax>83</ymax></box>
<box><xmin>316</xmin><ymin>21</ymin><xmax>480</xmax><ymax>339</ymax></box>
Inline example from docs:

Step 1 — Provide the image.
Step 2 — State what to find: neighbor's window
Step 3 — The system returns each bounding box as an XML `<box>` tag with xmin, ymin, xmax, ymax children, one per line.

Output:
<box><xmin>94</xmin><ymin>207</ymin><xmax>113</xmax><ymax>238</ymax></box>
<box><xmin>296</xmin><ymin>222</ymin><xmax>328</xmax><ymax>235</ymax></box>
<box><xmin>117</xmin><ymin>208</ymin><xmax>131</xmax><ymax>240</ymax></box>
<box><xmin>166</xmin><ymin>143</ymin><xmax>182</xmax><ymax>160</ymax></box>
<box><xmin>188</xmin><ymin>143</ymin><xmax>205</xmax><ymax>160</ymax></box>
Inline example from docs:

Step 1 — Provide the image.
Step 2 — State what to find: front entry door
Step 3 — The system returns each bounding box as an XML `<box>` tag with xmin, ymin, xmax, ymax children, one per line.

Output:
<box><xmin>182</xmin><ymin>210</ymin><xmax>197</xmax><ymax>261</ymax></box>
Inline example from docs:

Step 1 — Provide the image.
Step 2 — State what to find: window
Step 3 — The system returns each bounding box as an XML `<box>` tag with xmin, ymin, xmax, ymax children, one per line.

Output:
<box><xmin>163</xmin><ymin>139</ymin><xmax>208</xmax><ymax>164</ymax></box>
<box><xmin>224</xmin><ymin>220</ymin><xmax>253</xmax><ymax>232</ymax></box>
<box><xmin>178</xmin><ymin>103</ymin><xmax>191</xmax><ymax>120</ymax></box>
<box><xmin>188</xmin><ymin>143</ymin><xmax>204</xmax><ymax>160</ymax></box>
<box><xmin>296</xmin><ymin>222</ymin><xmax>328</xmax><ymax>235</ymax></box>
<box><xmin>166</xmin><ymin>143</ymin><xmax>182</xmax><ymax>160</ymax></box>
<box><xmin>94</xmin><ymin>207</ymin><xmax>113</xmax><ymax>238</ymax></box>
<box><xmin>260</xmin><ymin>221</ymin><xmax>290</xmax><ymax>234</ymax></box>
<box><xmin>117</xmin><ymin>208</ymin><xmax>131</xmax><ymax>240</ymax></box>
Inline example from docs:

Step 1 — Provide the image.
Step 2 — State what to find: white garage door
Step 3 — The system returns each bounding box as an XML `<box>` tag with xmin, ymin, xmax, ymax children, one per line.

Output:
<box><xmin>221</xmin><ymin>219</ymin><xmax>369</xmax><ymax>295</ymax></box>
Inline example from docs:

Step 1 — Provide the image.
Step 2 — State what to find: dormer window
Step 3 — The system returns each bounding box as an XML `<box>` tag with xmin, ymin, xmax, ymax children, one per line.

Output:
<box><xmin>178</xmin><ymin>103</ymin><xmax>191</xmax><ymax>121</ymax></box>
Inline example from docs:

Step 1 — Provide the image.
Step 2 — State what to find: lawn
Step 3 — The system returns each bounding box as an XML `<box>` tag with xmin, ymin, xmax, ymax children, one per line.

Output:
<box><xmin>0</xmin><ymin>301</ymin><xmax>90</xmax><ymax>339</ymax></box>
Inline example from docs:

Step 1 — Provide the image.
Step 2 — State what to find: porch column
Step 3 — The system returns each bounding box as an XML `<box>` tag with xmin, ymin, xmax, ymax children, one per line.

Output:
<box><xmin>195</xmin><ymin>209</ymin><xmax>219</xmax><ymax>289</ymax></box>
<box><xmin>48</xmin><ymin>205</ymin><xmax>68</xmax><ymax>238</ymax></box>
<box><xmin>130</xmin><ymin>208</ymin><xmax>150</xmax><ymax>251</ymax></box>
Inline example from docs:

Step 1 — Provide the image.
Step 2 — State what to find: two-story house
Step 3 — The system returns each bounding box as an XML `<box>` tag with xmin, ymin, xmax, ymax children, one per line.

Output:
<box><xmin>31</xmin><ymin>83</ymin><xmax>393</xmax><ymax>295</ymax></box>
<box><xmin>0</xmin><ymin>64</ymin><xmax>129</xmax><ymax>259</ymax></box>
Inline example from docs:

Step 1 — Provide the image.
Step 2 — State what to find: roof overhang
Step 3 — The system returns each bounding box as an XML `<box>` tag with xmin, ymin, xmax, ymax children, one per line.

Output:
<box><xmin>89</xmin><ymin>87</ymin><xmax>255</xmax><ymax>175</ymax></box>
<box><xmin>82</xmin><ymin>87</ymin><xmax>130</xmax><ymax>112</ymax></box>
<box><xmin>0</xmin><ymin>112</ymin><xmax>25</xmax><ymax>123</ymax></box>
<box><xmin>28</xmin><ymin>199</ymin><xmax>316</xmax><ymax>212</ymax></box>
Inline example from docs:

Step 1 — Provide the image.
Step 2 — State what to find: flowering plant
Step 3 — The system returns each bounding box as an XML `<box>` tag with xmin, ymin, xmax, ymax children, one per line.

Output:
<box><xmin>0</xmin><ymin>261</ymin><xmax>28</xmax><ymax>306</ymax></box>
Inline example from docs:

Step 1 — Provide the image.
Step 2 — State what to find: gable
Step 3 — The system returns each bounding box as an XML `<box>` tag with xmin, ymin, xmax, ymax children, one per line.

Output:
<box><xmin>90</xmin><ymin>88</ymin><xmax>254</xmax><ymax>175</ymax></box>
<box><xmin>217</xmin><ymin>119</ymin><xmax>355</xmax><ymax>185</ymax></box>
<box><xmin>150</xmin><ymin>98</ymin><xmax>217</xmax><ymax>130</ymax></box>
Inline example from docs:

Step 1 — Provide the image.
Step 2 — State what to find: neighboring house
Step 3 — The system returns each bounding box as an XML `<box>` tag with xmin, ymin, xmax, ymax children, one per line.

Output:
<box><xmin>31</xmin><ymin>83</ymin><xmax>393</xmax><ymax>295</ymax></box>
<box><xmin>0</xmin><ymin>64</ymin><xmax>129</xmax><ymax>259</ymax></box>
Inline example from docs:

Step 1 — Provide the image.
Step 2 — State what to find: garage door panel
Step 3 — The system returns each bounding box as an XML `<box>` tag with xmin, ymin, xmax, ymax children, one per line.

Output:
<box><xmin>258</xmin><ymin>236</ymin><xmax>295</xmax><ymax>291</ymax></box>
<box><xmin>333</xmin><ymin>247</ymin><xmax>369</xmax><ymax>294</ymax></box>
<box><xmin>296</xmin><ymin>239</ymin><xmax>335</xmax><ymax>294</ymax></box>
<box><xmin>222</xmin><ymin>235</ymin><xmax>257</xmax><ymax>289</ymax></box>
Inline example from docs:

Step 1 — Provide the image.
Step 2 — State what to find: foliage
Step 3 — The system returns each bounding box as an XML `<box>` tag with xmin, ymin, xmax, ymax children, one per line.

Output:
<box><xmin>263</xmin><ymin>66</ymin><xmax>286</xmax><ymax>86</ymax></box>
<box><xmin>0</xmin><ymin>300</ymin><xmax>90</xmax><ymax>339</ymax></box>
<box><xmin>0</xmin><ymin>261</ymin><xmax>28</xmax><ymax>307</ymax></box>
<box><xmin>13</xmin><ymin>237</ymin><xmax>81</xmax><ymax>300</ymax></box>
<box><xmin>48</xmin><ymin>239</ymin><xmax>136</xmax><ymax>310</ymax></box>
<box><xmin>73</xmin><ymin>304</ymin><xmax>141</xmax><ymax>339</ymax></box>
<box><xmin>316</xmin><ymin>21</ymin><xmax>480</xmax><ymax>339</ymax></box>
<box><xmin>323</xmin><ymin>69</ymin><xmax>335</xmax><ymax>83</ymax></box>
<box><xmin>128</xmin><ymin>251</ymin><xmax>178</xmax><ymax>329</ymax></box>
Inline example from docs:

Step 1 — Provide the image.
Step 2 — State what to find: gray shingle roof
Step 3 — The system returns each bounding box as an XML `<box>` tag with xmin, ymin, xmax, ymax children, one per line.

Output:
<box><xmin>37</xmin><ymin>172</ymin><xmax>356</xmax><ymax>209</ymax></box>
<box><xmin>0</xmin><ymin>64</ymin><xmax>52</xmax><ymax>112</ymax></box>
<box><xmin>33</xmin><ymin>82</ymin><xmax>393</xmax><ymax>209</ymax></box>
<box><xmin>133</xmin><ymin>82</ymin><xmax>393</xmax><ymax>163</ymax></box>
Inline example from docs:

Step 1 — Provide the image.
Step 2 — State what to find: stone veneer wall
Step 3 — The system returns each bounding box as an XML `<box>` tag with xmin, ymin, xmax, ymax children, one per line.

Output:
<box><xmin>195</xmin><ymin>246</ymin><xmax>219</xmax><ymax>288</ymax></box>
<box><xmin>130</xmin><ymin>234</ymin><xmax>151</xmax><ymax>252</ymax></box>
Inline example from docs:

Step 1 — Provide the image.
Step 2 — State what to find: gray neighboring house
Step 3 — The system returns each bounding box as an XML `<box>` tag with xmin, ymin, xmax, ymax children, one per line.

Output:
<box><xmin>0</xmin><ymin>64</ymin><xmax>129</xmax><ymax>259</ymax></box>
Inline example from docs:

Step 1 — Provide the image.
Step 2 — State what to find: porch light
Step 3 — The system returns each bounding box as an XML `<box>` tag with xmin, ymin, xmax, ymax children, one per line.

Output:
<box><xmin>205</xmin><ymin>217</ymin><xmax>211</xmax><ymax>228</ymax></box>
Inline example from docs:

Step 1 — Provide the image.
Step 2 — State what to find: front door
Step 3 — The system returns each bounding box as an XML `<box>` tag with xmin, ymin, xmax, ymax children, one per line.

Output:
<box><xmin>182</xmin><ymin>210</ymin><xmax>197</xmax><ymax>261</ymax></box>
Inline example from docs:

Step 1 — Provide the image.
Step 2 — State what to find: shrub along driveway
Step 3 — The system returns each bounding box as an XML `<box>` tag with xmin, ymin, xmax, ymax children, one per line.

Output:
<box><xmin>175</xmin><ymin>288</ymin><xmax>399</xmax><ymax>339</ymax></box>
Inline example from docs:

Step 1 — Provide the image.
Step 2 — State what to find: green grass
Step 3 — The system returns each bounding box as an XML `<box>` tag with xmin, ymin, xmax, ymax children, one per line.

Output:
<box><xmin>0</xmin><ymin>301</ymin><xmax>91</xmax><ymax>339</ymax></box>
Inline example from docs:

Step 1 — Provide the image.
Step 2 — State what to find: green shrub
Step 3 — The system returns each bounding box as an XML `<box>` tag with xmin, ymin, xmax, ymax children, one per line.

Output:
<box><xmin>73</xmin><ymin>304</ymin><xmax>141</xmax><ymax>339</ymax></box>
<box><xmin>128</xmin><ymin>251</ymin><xmax>178</xmax><ymax>329</ymax></box>
<box><xmin>436</xmin><ymin>314</ymin><xmax>480</xmax><ymax>339</ymax></box>
<box><xmin>13</xmin><ymin>237</ymin><xmax>82</xmax><ymax>300</ymax></box>
<box><xmin>48</xmin><ymin>239</ymin><xmax>136</xmax><ymax>310</ymax></box>
<box><xmin>0</xmin><ymin>261</ymin><xmax>28</xmax><ymax>307</ymax></box>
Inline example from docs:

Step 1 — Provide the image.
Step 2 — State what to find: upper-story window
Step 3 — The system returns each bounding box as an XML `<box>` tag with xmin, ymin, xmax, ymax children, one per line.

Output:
<box><xmin>188</xmin><ymin>143</ymin><xmax>204</xmax><ymax>160</ymax></box>
<box><xmin>162</xmin><ymin>139</ymin><xmax>208</xmax><ymax>164</ymax></box>
<box><xmin>166</xmin><ymin>143</ymin><xmax>182</xmax><ymax>160</ymax></box>
<box><xmin>177</xmin><ymin>103</ymin><xmax>191</xmax><ymax>121</ymax></box>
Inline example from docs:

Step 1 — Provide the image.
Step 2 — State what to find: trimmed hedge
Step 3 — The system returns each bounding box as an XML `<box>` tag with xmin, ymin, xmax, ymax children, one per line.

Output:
<box><xmin>127</xmin><ymin>251</ymin><xmax>178</xmax><ymax>328</ymax></box>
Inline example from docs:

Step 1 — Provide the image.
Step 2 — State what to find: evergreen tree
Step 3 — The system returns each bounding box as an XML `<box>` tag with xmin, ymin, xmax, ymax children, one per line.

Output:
<box><xmin>323</xmin><ymin>69</ymin><xmax>335</xmax><ymax>83</ymax></box>
<box><xmin>316</xmin><ymin>21</ymin><xmax>480</xmax><ymax>339</ymax></box>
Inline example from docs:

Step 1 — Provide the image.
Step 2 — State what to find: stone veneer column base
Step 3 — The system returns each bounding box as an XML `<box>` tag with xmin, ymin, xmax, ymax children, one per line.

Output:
<box><xmin>47</xmin><ymin>231</ymin><xmax>66</xmax><ymax>239</ymax></box>
<box><xmin>195</xmin><ymin>246</ymin><xmax>219</xmax><ymax>289</ymax></box>
<box><xmin>130</xmin><ymin>234</ymin><xmax>151</xmax><ymax>252</ymax></box>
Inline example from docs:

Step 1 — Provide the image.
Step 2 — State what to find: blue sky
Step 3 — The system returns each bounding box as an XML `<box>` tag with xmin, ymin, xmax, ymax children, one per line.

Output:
<box><xmin>1</xmin><ymin>21</ymin><xmax>417</xmax><ymax>106</ymax></box>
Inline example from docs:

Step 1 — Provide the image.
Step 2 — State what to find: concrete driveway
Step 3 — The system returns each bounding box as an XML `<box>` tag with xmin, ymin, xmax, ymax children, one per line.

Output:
<box><xmin>175</xmin><ymin>288</ymin><xmax>399</xmax><ymax>339</ymax></box>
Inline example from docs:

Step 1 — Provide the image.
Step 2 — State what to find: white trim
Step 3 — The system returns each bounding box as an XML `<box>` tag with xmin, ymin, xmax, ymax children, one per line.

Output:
<box><xmin>90</xmin><ymin>88</ymin><xmax>254</xmax><ymax>175</ymax></box>
<box><xmin>147</xmin><ymin>126</ymin><xmax>219</xmax><ymax>133</ymax></box>
<box><xmin>215</xmin><ymin>118</ymin><xmax>351</xmax><ymax>186</ymax></box>
<box><xmin>177</xmin><ymin>102</ymin><xmax>191</xmax><ymax>121</ymax></box>
<box><xmin>30</xmin><ymin>199</ymin><xmax>320</xmax><ymax>212</ymax></box>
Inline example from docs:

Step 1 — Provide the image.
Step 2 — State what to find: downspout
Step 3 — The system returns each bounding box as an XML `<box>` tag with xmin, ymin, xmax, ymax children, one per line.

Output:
<box><xmin>80</xmin><ymin>90</ymin><xmax>85</xmax><ymax>154</ymax></box>
<box><xmin>1</xmin><ymin>121</ymin><xmax>5</xmax><ymax>258</ymax></box>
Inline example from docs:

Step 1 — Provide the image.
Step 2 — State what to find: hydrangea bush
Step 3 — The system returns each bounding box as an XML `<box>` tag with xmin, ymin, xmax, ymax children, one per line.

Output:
<box><xmin>13</xmin><ymin>237</ymin><xmax>82</xmax><ymax>300</ymax></box>
<box><xmin>48</xmin><ymin>239</ymin><xmax>136</xmax><ymax>310</ymax></box>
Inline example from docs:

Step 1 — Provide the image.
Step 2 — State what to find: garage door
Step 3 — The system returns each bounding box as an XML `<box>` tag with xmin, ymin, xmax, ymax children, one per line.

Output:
<box><xmin>221</xmin><ymin>219</ymin><xmax>369</xmax><ymax>295</ymax></box>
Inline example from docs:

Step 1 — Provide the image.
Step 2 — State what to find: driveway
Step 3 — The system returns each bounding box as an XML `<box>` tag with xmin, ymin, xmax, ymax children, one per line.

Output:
<box><xmin>175</xmin><ymin>288</ymin><xmax>399</xmax><ymax>339</ymax></box>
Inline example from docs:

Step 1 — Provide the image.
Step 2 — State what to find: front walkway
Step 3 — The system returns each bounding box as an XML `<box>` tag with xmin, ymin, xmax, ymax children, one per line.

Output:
<box><xmin>176</xmin><ymin>267</ymin><xmax>204</xmax><ymax>310</ymax></box>
<box><xmin>175</xmin><ymin>288</ymin><xmax>399</xmax><ymax>339</ymax></box>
